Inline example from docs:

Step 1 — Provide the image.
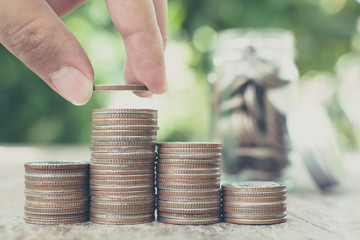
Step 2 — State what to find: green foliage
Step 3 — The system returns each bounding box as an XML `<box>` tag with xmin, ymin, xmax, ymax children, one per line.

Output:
<box><xmin>0</xmin><ymin>0</ymin><xmax>359</xmax><ymax>147</ymax></box>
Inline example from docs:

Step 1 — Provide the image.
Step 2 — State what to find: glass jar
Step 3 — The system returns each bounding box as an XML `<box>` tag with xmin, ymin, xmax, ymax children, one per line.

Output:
<box><xmin>210</xmin><ymin>28</ymin><xmax>299</xmax><ymax>184</ymax></box>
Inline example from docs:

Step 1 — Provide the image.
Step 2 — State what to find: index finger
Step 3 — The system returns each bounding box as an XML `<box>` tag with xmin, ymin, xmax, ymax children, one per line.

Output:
<box><xmin>105</xmin><ymin>0</ymin><xmax>167</xmax><ymax>94</ymax></box>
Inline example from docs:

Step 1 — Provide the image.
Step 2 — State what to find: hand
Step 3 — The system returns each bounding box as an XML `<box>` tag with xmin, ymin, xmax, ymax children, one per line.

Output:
<box><xmin>0</xmin><ymin>0</ymin><xmax>168</xmax><ymax>105</ymax></box>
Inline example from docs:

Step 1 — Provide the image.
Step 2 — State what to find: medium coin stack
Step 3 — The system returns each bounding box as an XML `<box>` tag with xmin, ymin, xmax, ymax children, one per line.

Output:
<box><xmin>222</xmin><ymin>181</ymin><xmax>287</xmax><ymax>225</ymax></box>
<box><xmin>156</xmin><ymin>142</ymin><xmax>222</xmax><ymax>225</ymax></box>
<box><xmin>24</xmin><ymin>162</ymin><xmax>90</xmax><ymax>225</ymax></box>
<box><xmin>90</xmin><ymin>108</ymin><xmax>158</xmax><ymax>224</ymax></box>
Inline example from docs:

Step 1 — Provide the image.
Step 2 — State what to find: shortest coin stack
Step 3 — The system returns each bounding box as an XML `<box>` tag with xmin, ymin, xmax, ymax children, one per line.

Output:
<box><xmin>222</xmin><ymin>181</ymin><xmax>287</xmax><ymax>225</ymax></box>
<box><xmin>24</xmin><ymin>162</ymin><xmax>90</xmax><ymax>225</ymax></box>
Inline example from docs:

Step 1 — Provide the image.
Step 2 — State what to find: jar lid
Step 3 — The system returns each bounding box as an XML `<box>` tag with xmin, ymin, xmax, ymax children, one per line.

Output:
<box><xmin>286</xmin><ymin>101</ymin><xmax>343</xmax><ymax>190</ymax></box>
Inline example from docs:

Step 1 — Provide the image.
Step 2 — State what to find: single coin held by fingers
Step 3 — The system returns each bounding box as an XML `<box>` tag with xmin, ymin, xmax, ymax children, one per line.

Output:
<box><xmin>93</xmin><ymin>84</ymin><xmax>148</xmax><ymax>92</ymax></box>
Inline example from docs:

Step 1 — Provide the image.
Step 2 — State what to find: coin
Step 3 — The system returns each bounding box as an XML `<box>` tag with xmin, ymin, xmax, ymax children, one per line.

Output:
<box><xmin>93</xmin><ymin>84</ymin><xmax>148</xmax><ymax>92</ymax></box>
<box><xmin>90</xmin><ymin>201</ymin><xmax>154</xmax><ymax>210</ymax></box>
<box><xmin>158</xmin><ymin>216</ymin><xmax>221</xmax><ymax>225</ymax></box>
<box><xmin>156</xmin><ymin>168</ymin><xmax>220</xmax><ymax>174</ymax></box>
<box><xmin>25</xmin><ymin>200</ymin><xmax>88</xmax><ymax>208</ymax></box>
<box><xmin>24</xmin><ymin>162</ymin><xmax>90</xmax><ymax>170</ymax></box>
<box><xmin>25</xmin><ymin>174</ymin><xmax>88</xmax><ymax>182</ymax></box>
<box><xmin>156</xmin><ymin>177</ymin><xmax>220</xmax><ymax>184</ymax></box>
<box><xmin>158</xmin><ymin>153</ymin><xmax>222</xmax><ymax>160</ymax></box>
<box><xmin>91</xmin><ymin>136</ymin><xmax>157</xmax><ymax>142</ymax></box>
<box><xmin>91</xmin><ymin>206</ymin><xmax>154</xmax><ymax>215</ymax></box>
<box><xmin>25</xmin><ymin>184</ymin><xmax>88</xmax><ymax>191</ymax></box>
<box><xmin>92</xmin><ymin>113</ymin><xmax>157</xmax><ymax>119</ymax></box>
<box><xmin>92</xmin><ymin>130</ymin><xmax>158</xmax><ymax>137</ymax></box>
<box><xmin>157</xmin><ymin>182</ymin><xmax>220</xmax><ymax>190</ymax></box>
<box><xmin>90</xmin><ymin>212</ymin><xmax>153</xmax><ymax>220</ymax></box>
<box><xmin>92</xmin><ymin>119</ymin><xmax>157</xmax><ymax>126</ymax></box>
<box><xmin>157</xmin><ymin>195</ymin><xmax>221</xmax><ymax>202</ymax></box>
<box><xmin>157</xmin><ymin>189</ymin><xmax>221</xmax><ymax>197</ymax></box>
<box><xmin>90</xmin><ymin>215</ymin><xmax>154</xmax><ymax>225</ymax></box>
<box><xmin>90</xmin><ymin>146</ymin><xmax>155</xmax><ymax>152</ymax></box>
<box><xmin>91</xmin><ymin>158</ymin><xmax>155</xmax><ymax>165</ymax></box>
<box><xmin>223</xmin><ymin>212</ymin><xmax>287</xmax><ymax>220</ymax></box>
<box><xmin>222</xmin><ymin>189</ymin><xmax>287</xmax><ymax>197</ymax></box>
<box><xmin>157</xmin><ymin>159</ymin><xmax>221</xmax><ymax>165</ymax></box>
<box><xmin>25</xmin><ymin>196</ymin><xmax>89</xmax><ymax>203</ymax></box>
<box><xmin>157</xmin><ymin>206</ymin><xmax>220</xmax><ymax>214</ymax></box>
<box><xmin>25</xmin><ymin>168</ymin><xmax>89</xmax><ymax>175</ymax></box>
<box><xmin>24</xmin><ymin>190</ymin><xmax>89</xmax><ymax>198</ymax></box>
<box><xmin>157</xmin><ymin>173</ymin><xmax>221</xmax><ymax>179</ymax></box>
<box><xmin>91</xmin><ymin>195</ymin><xmax>155</xmax><ymax>203</ymax></box>
<box><xmin>157</xmin><ymin>163</ymin><xmax>220</xmax><ymax>169</ymax></box>
<box><xmin>90</xmin><ymin>169</ymin><xmax>154</xmax><ymax>175</ymax></box>
<box><xmin>158</xmin><ymin>212</ymin><xmax>221</xmax><ymax>220</ymax></box>
<box><xmin>157</xmin><ymin>142</ymin><xmax>222</xmax><ymax>148</ymax></box>
<box><xmin>222</xmin><ymin>206</ymin><xmax>286</xmax><ymax>214</ymax></box>
<box><xmin>157</xmin><ymin>200</ymin><xmax>220</xmax><ymax>209</ymax></box>
<box><xmin>224</xmin><ymin>201</ymin><xmax>286</xmax><ymax>208</ymax></box>
<box><xmin>91</xmin><ymin>141</ymin><xmax>157</xmax><ymax>147</ymax></box>
<box><xmin>93</xmin><ymin>108</ymin><xmax>157</xmax><ymax>115</ymax></box>
<box><xmin>91</xmin><ymin>163</ymin><xmax>154</xmax><ymax>171</ymax></box>
<box><xmin>92</xmin><ymin>125</ymin><xmax>159</xmax><ymax>131</ymax></box>
<box><xmin>158</xmin><ymin>148</ymin><xmax>222</xmax><ymax>154</ymax></box>
<box><xmin>90</xmin><ymin>179</ymin><xmax>154</xmax><ymax>186</ymax></box>
<box><xmin>25</xmin><ymin>180</ymin><xmax>88</xmax><ymax>186</ymax></box>
<box><xmin>222</xmin><ymin>195</ymin><xmax>286</xmax><ymax>203</ymax></box>
<box><xmin>91</xmin><ymin>152</ymin><xmax>156</xmax><ymax>159</ymax></box>
<box><xmin>90</xmin><ymin>190</ymin><xmax>154</xmax><ymax>197</ymax></box>
<box><xmin>25</xmin><ymin>205</ymin><xmax>88</xmax><ymax>214</ymax></box>
<box><xmin>90</xmin><ymin>185</ymin><xmax>154</xmax><ymax>192</ymax></box>
<box><xmin>90</xmin><ymin>174</ymin><xmax>154</xmax><ymax>180</ymax></box>
<box><xmin>24</xmin><ymin>212</ymin><xmax>88</xmax><ymax>220</ymax></box>
<box><xmin>24</xmin><ymin>216</ymin><xmax>88</xmax><ymax>225</ymax></box>
<box><xmin>223</xmin><ymin>216</ymin><xmax>287</xmax><ymax>225</ymax></box>
<box><xmin>222</xmin><ymin>182</ymin><xmax>286</xmax><ymax>192</ymax></box>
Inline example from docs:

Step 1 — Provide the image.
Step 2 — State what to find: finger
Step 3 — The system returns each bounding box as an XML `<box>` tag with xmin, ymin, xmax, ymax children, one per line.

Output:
<box><xmin>105</xmin><ymin>0</ymin><xmax>167</xmax><ymax>94</ymax></box>
<box><xmin>0</xmin><ymin>0</ymin><xmax>93</xmax><ymax>106</ymax></box>
<box><xmin>46</xmin><ymin>0</ymin><xmax>87</xmax><ymax>17</ymax></box>
<box><xmin>124</xmin><ymin>58</ymin><xmax>152</xmax><ymax>98</ymax></box>
<box><xmin>152</xmin><ymin>0</ymin><xmax>168</xmax><ymax>48</ymax></box>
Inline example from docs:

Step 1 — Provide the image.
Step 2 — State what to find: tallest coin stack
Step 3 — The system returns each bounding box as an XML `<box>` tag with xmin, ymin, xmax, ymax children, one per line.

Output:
<box><xmin>89</xmin><ymin>109</ymin><xmax>158</xmax><ymax>224</ymax></box>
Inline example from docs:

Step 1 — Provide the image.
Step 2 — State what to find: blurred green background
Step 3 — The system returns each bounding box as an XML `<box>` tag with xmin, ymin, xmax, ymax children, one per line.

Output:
<box><xmin>0</xmin><ymin>0</ymin><xmax>360</xmax><ymax>149</ymax></box>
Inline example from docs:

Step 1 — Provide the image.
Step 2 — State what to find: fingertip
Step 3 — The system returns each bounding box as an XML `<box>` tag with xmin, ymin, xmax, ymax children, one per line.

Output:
<box><xmin>133</xmin><ymin>91</ymin><xmax>153</xmax><ymax>98</ymax></box>
<box><xmin>49</xmin><ymin>65</ymin><xmax>93</xmax><ymax>106</ymax></box>
<box><xmin>144</xmin><ymin>69</ymin><xmax>168</xmax><ymax>94</ymax></box>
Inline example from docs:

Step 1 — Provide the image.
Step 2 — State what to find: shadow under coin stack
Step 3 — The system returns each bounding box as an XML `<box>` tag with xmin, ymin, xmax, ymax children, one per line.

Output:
<box><xmin>89</xmin><ymin>108</ymin><xmax>158</xmax><ymax>224</ymax></box>
<box><xmin>222</xmin><ymin>181</ymin><xmax>287</xmax><ymax>225</ymax></box>
<box><xmin>24</xmin><ymin>162</ymin><xmax>90</xmax><ymax>225</ymax></box>
<box><xmin>156</xmin><ymin>142</ymin><xmax>222</xmax><ymax>225</ymax></box>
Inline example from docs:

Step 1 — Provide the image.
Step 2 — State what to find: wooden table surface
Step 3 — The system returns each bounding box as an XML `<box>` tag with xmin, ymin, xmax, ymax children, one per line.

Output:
<box><xmin>0</xmin><ymin>145</ymin><xmax>359</xmax><ymax>240</ymax></box>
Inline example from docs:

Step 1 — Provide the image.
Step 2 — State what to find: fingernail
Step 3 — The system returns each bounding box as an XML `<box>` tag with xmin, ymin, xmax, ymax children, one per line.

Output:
<box><xmin>49</xmin><ymin>66</ymin><xmax>93</xmax><ymax>106</ymax></box>
<box><xmin>134</xmin><ymin>91</ymin><xmax>153</xmax><ymax>98</ymax></box>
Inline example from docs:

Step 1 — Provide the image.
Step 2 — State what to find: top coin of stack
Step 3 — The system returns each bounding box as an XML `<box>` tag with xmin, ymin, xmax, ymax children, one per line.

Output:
<box><xmin>90</xmin><ymin>108</ymin><xmax>158</xmax><ymax>225</ymax></box>
<box><xmin>222</xmin><ymin>181</ymin><xmax>287</xmax><ymax>225</ymax></box>
<box><xmin>156</xmin><ymin>142</ymin><xmax>222</xmax><ymax>225</ymax></box>
<box><xmin>24</xmin><ymin>162</ymin><xmax>90</xmax><ymax>225</ymax></box>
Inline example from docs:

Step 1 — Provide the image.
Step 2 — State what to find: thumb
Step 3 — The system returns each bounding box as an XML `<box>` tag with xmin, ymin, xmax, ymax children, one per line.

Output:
<box><xmin>0</xmin><ymin>0</ymin><xmax>93</xmax><ymax>106</ymax></box>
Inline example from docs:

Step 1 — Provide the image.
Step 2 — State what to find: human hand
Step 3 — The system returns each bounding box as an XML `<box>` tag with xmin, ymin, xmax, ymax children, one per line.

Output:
<box><xmin>0</xmin><ymin>0</ymin><xmax>168</xmax><ymax>105</ymax></box>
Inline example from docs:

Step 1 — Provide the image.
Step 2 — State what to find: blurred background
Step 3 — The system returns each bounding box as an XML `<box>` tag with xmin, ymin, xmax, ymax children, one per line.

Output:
<box><xmin>0</xmin><ymin>0</ymin><xmax>360</xmax><ymax>151</ymax></box>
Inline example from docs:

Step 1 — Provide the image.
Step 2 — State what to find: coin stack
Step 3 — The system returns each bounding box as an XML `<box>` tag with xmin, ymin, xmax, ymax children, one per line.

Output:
<box><xmin>89</xmin><ymin>108</ymin><xmax>158</xmax><ymax>224</ymax></box>
<box><xmin>222</xmin><ymin>181</ymin><xmax>287</xmax><ymax>225</ymax></box>
<box><xmin>24</xmin><ymin>162</ymin><xmax>90</xmax><ymax>225</ymax></box>
<box><xmin>156</xmin><ymin>142</ymin><xmax>222</xmax><ymax>225</ymax></box>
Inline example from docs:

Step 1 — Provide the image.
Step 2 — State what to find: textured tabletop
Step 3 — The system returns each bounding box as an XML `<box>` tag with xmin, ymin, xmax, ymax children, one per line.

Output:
<box><xmin>0</xmin><ymin>145</ymin><xmax>359</xmax><ymax>240</ymax></box>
